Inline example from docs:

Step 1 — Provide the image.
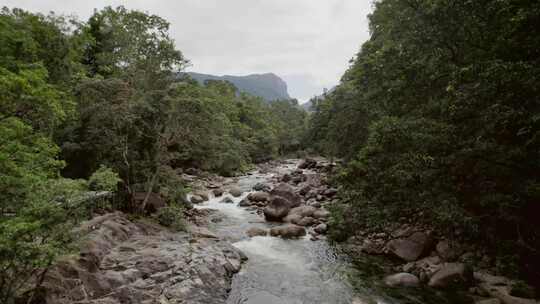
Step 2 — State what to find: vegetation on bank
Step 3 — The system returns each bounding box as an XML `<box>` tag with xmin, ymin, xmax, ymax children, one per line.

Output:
<box><xmin>0</xmin><ymin>6</ymin><xmax>306</xmax><ymax>302</ymax></box>
<box><xmin>306</xmin><ymin>0</ymin><xmax>540</xmax><ymax>289</ymax></box>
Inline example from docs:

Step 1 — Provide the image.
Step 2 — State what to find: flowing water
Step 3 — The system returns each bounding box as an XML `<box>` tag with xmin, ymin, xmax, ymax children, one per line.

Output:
<box><xmin>193</xmin><ymin>160</ymin><xmax>444</xmax><ymax>304</ymax></box>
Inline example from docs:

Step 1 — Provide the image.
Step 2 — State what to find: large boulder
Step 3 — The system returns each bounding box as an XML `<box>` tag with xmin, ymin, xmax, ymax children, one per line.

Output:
<box><xmin>384</xmin><ymin>273</ymin><xmax>420</xmax><ymax>287</ymax></box>
<box><xmin>269</xmin><ymin>225</ymin><xmax>306</xmax><ymax>238</ymax></box>
<box><xmin>247</xmin><ymin>192</ymin><xmax>270</xmax><ymax>202</ymax></box>
<box><xmin>263</xmin><ymin>196</ymin><xmax>292</xmax><ymax>221</ymax></box>
<box><xmin>288</xmin><ymin>205</ymin><xmax>317</xmax><ymax>218</ymax></box>
<box><xmin>270</xmin><ymin>183</ymin><xmax>301</xmax><ymax>207</ymax></box>
<box><xmin>229</xmin><ymin>187</ymin><xmax>243</xmax><ymax>197</ymax></box>
<box><xmin>387</xmin><ymin>232</ymin><xmax>434</xmax><ymax>262</ymax></box>
<box><xmin>428</xmin><ymin>263</ymin><xmax>473</xmax><ymax>289</ymax></box>
<box><xmin>246</xmin><ymin>227</ymin><xmax>268</xmax><ymax>237</ymax></box>
<box><xmin>295</xmin><ymin>216</ymin><xmax>317</xmax><ymax>227</ymax></box>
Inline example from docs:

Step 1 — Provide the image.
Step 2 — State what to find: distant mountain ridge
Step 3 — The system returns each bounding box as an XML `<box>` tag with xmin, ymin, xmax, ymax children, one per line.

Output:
<box><xmin>187</xmin><ymin>72</ymin><xmax>291</xmax><ymax>101</ymax></box>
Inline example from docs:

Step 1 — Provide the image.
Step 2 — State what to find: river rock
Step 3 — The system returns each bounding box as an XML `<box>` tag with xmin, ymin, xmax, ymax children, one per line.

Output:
<box><xmin>387</xmin><ymin>231</ymin><xmax>434</xmax><ymax>262</ymax></box>
<box><xmin>269</xmin><ymin>225</ymin><xmax>306</xmax><ymax>238</ymax></box>
<box><xmin>220</xmin><ymin>197</ymin><xmax>234</xmax><ymax>204</ymax></box>
<box><xmin>263</xmin><ymin>196</ymin><xmax>292</xmax><ymax>221</ymax></box>
<box><xmin>246</xmin><ymin>227</ymin><xmax>268</xmax><ymax>237</ymax></box>
<box><xmin>238</xmin><ymin>199</ymin><xmax>252</xmax><ymax>207</ymax></box>
<box><xmin>194</xmin><ymin>191</ymin><xmax>209</xmax><ymax>201</ymax></box>
<box><xmin>288</xmin><ymin>205</ymin><xmax>317</xmax><ymax>217</ymax></box>
<box><xmin>313</xmin><ymin>209</ymin><xmax>331</xmax><ymax>219</ymax></box>
<box><xmin>212</xmin><ymin>188</ymin><xmax>224</xmax><ymax>197</ymax></box>
<box><xmin>428</xmin><ymin>263</ymin><xmax>473</xmax><ymax>289</ymax></box>
<box><xmin>384</xmin><ymin>273</ymin><xmax>420</xmax><ymax>287</ymax></box>
<box><xmin>190</xmin><ymin>195</ymin><xmax>204</xmax><ymax>204</ymax></box>
<box><xmin>270</xmin><ymin>183</ymin><xmax>301</xmax><ymax>207</ymax></box>
<box><xmin>314</xmin><ymin>223</ymin><xmax>328</xmax><ymax>234</ymax></box>
<box><xmin>41</xmin><ymin>212</ymin><xmax>245</xmax><ymax>304</ymax></box>
<box><xmin>248</xmin><ymin>191</ymin><xmax>270</xmax><ymax>202</ymax></box>
<box><xmin>323</xmin><ymin>188</ymin><xmax>338</xmax><ymax>197</ymax></box>
<box><xmin>252</xmin><ymin>183</ymin><xmax>271</xmax><ymax>192</ymax></box>
<box><xmin>296</xmin><ymin>216</ymin><xmax>317</xmax><ymax>226</ymax></box>
<box><xmin>298</xmin><ymin>158</ymin><xmax>317</xmax><ymax>169</ymax></box>
<box><xmin>229</xmin><ymin>187</ymin><xmax>243</xmax><ymax>197</ymax></box>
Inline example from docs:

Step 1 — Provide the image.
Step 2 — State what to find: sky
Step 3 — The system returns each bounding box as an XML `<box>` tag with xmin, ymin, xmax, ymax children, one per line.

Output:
<box><xmin>1</xmin><ymin>0</ymin><xmax>373</xmax><ymax>102</ymax></box>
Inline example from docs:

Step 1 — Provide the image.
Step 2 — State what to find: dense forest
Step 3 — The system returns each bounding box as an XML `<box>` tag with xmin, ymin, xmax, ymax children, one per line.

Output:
<box><xmin>306</xmin><ymin>0</ymin><xmax>540</xmax><ymax>290</ymax></box>
<box><xmin>0</xmin><ymin>6</ymin><xmax>306</xmax><ymax>302</ymax></box>
<box><xmin>2</xmin><ymin>0</ymin><xmax>540</xmax><ymax>303</ymax></box>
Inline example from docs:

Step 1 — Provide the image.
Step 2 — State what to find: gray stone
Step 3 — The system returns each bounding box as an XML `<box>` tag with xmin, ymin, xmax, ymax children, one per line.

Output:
<box><xmin>263</xmin><ymin>196</ymin><xmax>292</xmax><ymax>221</ymax></box>
<box><xmin>428</xmin><ymin>263</ymin><xmax>473</xmax><ymax>288</ymax></box>
<box><xmin>246</xmin><ymin>227</ymin><xmax>267</xmax><ymax>237</ymax></box>
<box><xmin>269</xmin><ymin>225</ymin><xmax>306</xmax><ymax>238</ymax></box>
<box><xmin>384</xmin><ymin>273</ymin><xmax>420</xmax><ymax>287</ymax></box>
<box><xmin>387</xmin><ymin>232</ymin><xmax>434</xmax><ymax>262</ymax></box>
<box><xmin>229</xmin><ymin>187</ymin><xmax>243</xmax><ymax>197</ymax></box>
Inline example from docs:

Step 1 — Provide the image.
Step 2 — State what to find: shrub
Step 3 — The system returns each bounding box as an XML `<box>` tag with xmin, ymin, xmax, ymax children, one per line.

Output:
<box><xmin>88</xmin><ymin>165</ymin><xmax>121</xmax><ymax>192</ymax></box>
<box><xmin>156</xmin><ymin>205</ymin><xmax>185</xmax><ymax>231</ymax></box>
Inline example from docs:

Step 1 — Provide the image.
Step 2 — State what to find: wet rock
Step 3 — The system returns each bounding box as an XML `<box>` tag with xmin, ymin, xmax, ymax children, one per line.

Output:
<box><xmin>296</xmin><ymin>216</ymin><xmax>317</xmax><ymax>227</ymax></box>
<box><xmin>193</xmin><ymin>191</ymin><xmax>209</xmax><ymax>201</ymax></box>
<box><xmin>212</xmin><ymin>188</ymin><xmax>224</xmax><ymax>197</ymax></box>
<box><xmin>387</xmin><ymin>232</ymin><xmax>434</xmax><ymax>262</ymax></box>
<box><xmin>247</xmin><ymin>192</ymin><xmax>270</xmax><ymax>202</ymax></box>
<box><xmin>270</xmin><ymin>183</ymin><xmax>302</xmax><ymax>207</ymax></box>
<box><xmin>281</xmin><ymin>174</ymin><xmax>292</xmax><ymax>182</ymax></box>
<box><xmin>190</xmin><ymin>195</ymin><xmax>205</xmax><ymax>204</ymax></box>
<box><xmin>314</xmin><ymin>223</ymin><xmax>328</xmax><ymax>234</ymax></box>
<box><xmin>246</xmin><ymin>227</ymin><xmax>268</xmax><ymax>237</ymax></box>
<box><xmin>238</xmin><ymin>199</ymin><xmax>252</xmax><ymax>207</ymax></box>
<box><xmin>252</xmin><ymin>183</ymin><xmax>271</xmax><ymax>192</ymax></box>
<box><xmin>384</xmin><ymin>273</ymin><xmax>420</xmax><ymax>287</ymax></box>
<box><xmin>229</xmin><ymin>187</ymin><xmax>243</xmax><ymax>197</ymax></box>
<box><xmin>298</xmin><ymin>158</ymin><xmax>317</xmax><ymax>169</ymax></box>
<box><xmin>263</xmin><ymin>196</ymin><xmax>292</xmax><ymax>221</ymax></box>
<box><xmin>428</xmin><ymin>263</ymin><xmax>473</xmax><ymax>289</ymax></box>
<box><xmin>220</xmin><ymin>197</ymin><xmax>234</xmax><ymax>204</ymax></box>
<box><xmin>269</xmin><ymin>225</ymin><xmax>306</xmax><ymax>238</ymax></box>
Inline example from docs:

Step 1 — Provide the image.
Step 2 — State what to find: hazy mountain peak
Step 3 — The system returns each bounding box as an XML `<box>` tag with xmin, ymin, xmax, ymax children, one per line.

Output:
<box><xmin>187</xmin><ymin>72</ymin><xmax>291</xmax><ymax>102</ymax></box>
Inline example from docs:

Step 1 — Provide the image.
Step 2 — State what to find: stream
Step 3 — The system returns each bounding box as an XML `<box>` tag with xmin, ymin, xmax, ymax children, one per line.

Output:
<box><xmin>193</xmin><ymin>160</ymin><xmax>429</xmax><ymax>304</ymax></box>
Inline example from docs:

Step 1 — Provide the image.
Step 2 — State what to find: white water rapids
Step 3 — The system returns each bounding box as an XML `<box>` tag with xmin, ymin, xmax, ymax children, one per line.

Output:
<box><xmin>194</xmin><ymin>161</ymin><xmax>393</xmax><ymax>304</ymax></box>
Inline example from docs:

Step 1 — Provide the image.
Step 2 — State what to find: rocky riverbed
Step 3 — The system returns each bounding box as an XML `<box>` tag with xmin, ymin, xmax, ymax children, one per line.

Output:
<box><xmin>37</xmin><ymin>158</ymin><xmax>539</xmax><ymax>304</ymax></box>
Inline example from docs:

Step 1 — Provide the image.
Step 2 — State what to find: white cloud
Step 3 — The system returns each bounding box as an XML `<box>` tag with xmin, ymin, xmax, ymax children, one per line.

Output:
<box><xmin>1</xmin><ymin>0</ymin><xmax>373</xmax><ymax>102</ymax></box>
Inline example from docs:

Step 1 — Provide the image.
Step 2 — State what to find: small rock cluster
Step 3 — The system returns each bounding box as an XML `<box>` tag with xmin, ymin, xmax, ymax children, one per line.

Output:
<box><xmin>236</xmin><ymin>158</ymin><xmax>337</xmax><ymax>240</ymax></box>
<box><xmin>347</xmin><ymin>225</ymin><xmax>538</xmax><ymax>304</ymax></box>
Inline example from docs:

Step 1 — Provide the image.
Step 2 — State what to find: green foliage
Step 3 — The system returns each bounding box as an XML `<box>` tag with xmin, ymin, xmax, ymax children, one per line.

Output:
<box><xmin>156</xmin><ymin>205</ymin><xmax>185</xmax><ymax>231</ymax></box>
<box><xmin>88</xmin><ymin>165</ymin><xmax>121</xmax><ymax>191</ymax></box>
<box><xmin>0</xmin><ymin>5</ymin><xmax>307</xmax><ymax>302</ymax></box>
<box><xmin>308</xmin><ymin>0</ymin><xmax>540</xmax><ymax>283</ymax></box>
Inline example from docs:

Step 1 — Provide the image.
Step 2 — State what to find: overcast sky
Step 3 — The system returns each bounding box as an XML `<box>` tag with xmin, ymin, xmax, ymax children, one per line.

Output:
<box><xmin>1</xmin><ymin>0</ymin><xmax>373</xmax><ymax>102</ymax></box>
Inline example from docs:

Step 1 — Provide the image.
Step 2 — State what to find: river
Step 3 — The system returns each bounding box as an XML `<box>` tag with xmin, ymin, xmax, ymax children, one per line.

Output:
<box><xmin>193</xmin><ymin>160</ymin><xmax>438</xmax><ymax>304</ymax></box>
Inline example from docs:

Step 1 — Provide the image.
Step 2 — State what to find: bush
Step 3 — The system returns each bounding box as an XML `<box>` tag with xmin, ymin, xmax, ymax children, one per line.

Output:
<box><xmin>88</xmin><ymin>165</ymin><xmax>121</xmax><ymax>192</ymax></box>
<box><xmin>156</xmin><ymin>205</ymin><xmax>185</xmax><ymax>231</ymax></box>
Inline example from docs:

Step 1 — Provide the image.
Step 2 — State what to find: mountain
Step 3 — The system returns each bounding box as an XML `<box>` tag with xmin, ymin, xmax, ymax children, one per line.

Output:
<box><xmin>187</xmin><ymin>72</ymin><xmax>291</xmax><ymax>101</ymax></box>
